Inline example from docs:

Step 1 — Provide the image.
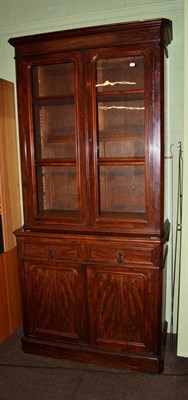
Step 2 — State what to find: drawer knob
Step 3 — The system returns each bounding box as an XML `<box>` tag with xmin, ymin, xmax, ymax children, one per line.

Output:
<box><xmin>48</xmin><ymin>245</ymin><xmax>54</xmax><ymax>259</ymax></box>
<box><xmin>117</xmin><ymin>251</ymin><xmax>124</xmax><ymax>264</ymax></box>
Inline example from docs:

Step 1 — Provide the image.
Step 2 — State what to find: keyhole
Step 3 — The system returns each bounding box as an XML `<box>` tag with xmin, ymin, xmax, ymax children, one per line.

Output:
<box><xmin>48</xmin><ymin>245</ymin><xmax>53</xmax><ymax>259</ymax></box>
<box><xmin>117</xmin><ymin>251</ymin><xmax>124</xmax><ymax>264</ymax></box>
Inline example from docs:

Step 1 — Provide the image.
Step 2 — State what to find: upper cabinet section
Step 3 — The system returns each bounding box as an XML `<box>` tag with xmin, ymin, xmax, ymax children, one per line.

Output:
<box><xmin>9</xmin><ymin>19</ymin><xmax>172</xmax><ymax>236</ymax></box>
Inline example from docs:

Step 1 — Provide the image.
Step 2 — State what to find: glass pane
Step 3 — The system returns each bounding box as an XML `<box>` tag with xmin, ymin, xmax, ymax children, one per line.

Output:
<box><xmin>97</xmin><ymin>98</ymin><xmax>145</xmax><ymax>158</ymax></box>
<box><xmin>32</xmin><ymin>63</ymin><xmax>74</xmax><ymax>97</ymax></box>
<box><xmin>96</xmin><ymin>56</ymin><xmax>144</xmax><ymax>92</ymax></box>
<box><xmin>33</xmin><ymin>102</ymin><xmax>76</xmax><ymax>159</ymax></box>
<box><xmin>99</xmin><ymin>166</ymin><xmax>145</xmax><ymax>214</ymax></box>
<box><xmin>36</xmin><ymin>166</ymin><xmax>78</xmax><ymax>212</ymax></box>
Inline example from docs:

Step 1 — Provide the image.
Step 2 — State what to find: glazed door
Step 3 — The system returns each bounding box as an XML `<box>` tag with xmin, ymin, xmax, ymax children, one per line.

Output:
<box><xmin>18</xmin><ymin>52</ymin><xmax>87</xmax><ymax>229</ymax></box>
<box><xmin>86</xmin><ymin>47</ymin><xmax>153</xmax><ymax>230</ymax></box>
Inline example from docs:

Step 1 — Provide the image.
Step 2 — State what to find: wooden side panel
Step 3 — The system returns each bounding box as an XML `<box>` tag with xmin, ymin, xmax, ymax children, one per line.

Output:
<box><xmin>0</xmin><ymin>79</ymin><xmax>22</xmax><ymax>251</ymax></box>
<box><xmin>0</xmin><ymin>247</ymin><xmax>22</xmax><ymax>344</ymax></box>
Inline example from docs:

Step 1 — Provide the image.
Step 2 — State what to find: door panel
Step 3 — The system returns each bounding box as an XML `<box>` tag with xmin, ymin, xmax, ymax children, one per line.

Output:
<box><xmin>87</xmin><ymin>264</ymin><xmax>160</xmax><ymax>355</ymax></box>
<box><xmin>22</xmin><ymin>260</ymin><xmax>86</xmax><ymax>343</ymax></box>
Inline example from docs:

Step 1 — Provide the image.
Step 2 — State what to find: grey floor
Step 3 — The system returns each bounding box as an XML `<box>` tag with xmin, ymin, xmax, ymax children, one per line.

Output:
<box><xmin>0</xmin><ymin>326</ymin><xmax>188</xmax><ymax>400</ymax></box>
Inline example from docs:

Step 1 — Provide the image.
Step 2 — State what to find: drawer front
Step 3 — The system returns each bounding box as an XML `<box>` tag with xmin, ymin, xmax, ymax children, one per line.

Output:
<box><xmin>87</xmin><ymin>243</ymin><xmax>155</xmax><ymax>266</ymax></box>
<box><xmin>21</xmin><ymin>239</ymin><xmax>81</xmax><ymax>261</ymax></box>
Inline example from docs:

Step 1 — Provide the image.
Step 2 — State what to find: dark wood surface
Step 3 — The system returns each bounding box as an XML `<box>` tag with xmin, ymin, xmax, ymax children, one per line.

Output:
<box><xmin>10</xmin><ymin>18</ymin><xmax>172</xmax><ymax>372</ymax></box>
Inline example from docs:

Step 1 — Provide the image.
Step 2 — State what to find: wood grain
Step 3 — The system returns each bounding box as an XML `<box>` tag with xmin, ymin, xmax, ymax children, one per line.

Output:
<box><xmin>0</xmin><ymin>247</ymin><xmax>22</xmax><ymax>343</ymax></box>
<box><xmin>0</xmin><ymin>79</ymin><xmax>22</xmax><ymax>251</ymax></box>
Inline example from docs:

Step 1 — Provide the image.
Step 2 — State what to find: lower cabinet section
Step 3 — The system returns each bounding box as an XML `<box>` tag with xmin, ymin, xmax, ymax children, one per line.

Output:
<box><xmin>16</xmin><ymin>232</ymin><xmax>167</xmax><ymax>373</ymax></box>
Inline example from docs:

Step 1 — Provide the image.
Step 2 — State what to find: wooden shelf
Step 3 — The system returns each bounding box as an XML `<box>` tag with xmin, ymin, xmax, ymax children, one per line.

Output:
<box><xmin>33</xmin><ymin>95</ymin><xmax>74</xmax><ymax>106</ymax></box>
<box><xmin>98</xmin><ymin>131</ymin><xmax>144</xmax><ymax>141</ymax></box>
<box><xmin>98</xmin><ymin>157</ymin><xmax>145</xmax><ymax>166</ymax></box>
<box><xmin>47</xmin><ymin>132</ymin><xmax>75</xmax><ymax>144</ymax></box>
<box><xmin>97</xmin><ymin>90</ymin><xmax>145</xmax><ymax>102</ymax></box>
<box><xmin>35</xmin><ymin>158</ymin><xmax>77</xmax><ymax>166</ymax></box>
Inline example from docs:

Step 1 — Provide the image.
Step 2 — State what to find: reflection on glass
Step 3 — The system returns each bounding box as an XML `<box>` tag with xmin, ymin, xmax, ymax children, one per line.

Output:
<box><xmin>96</xmin><ymin>56</ymin><xmax>144</xmax><ymax>92</ymax></box>
<box><xmin>96</xmin><ymin>80</ymin><xmax>136</xmax><ymax>88</ymax></box>
<box><xmin>98</xmin><ymin>104</ymin><xmax>144</xmax><ymax>110</ymax></box>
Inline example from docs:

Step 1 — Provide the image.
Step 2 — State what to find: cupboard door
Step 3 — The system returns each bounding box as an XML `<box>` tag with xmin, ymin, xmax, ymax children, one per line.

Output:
<box><xmin>18</xmin><ymin>52</ymin><xmax>87</xmax><ymax>228</ymax></box>
<box><xmin>22</xmin><ymin>260</ymin><xmax>86</xmax><ymax>343</ymax></box>
<box><xmin>87</xmin><ymin>264</ymin><xmax>161</xmax><ymax>355</ymax></box>
<box><xmin>86</xmin><ymin>48</ymin><xmax>153</xmax><ymax>229</ymax></box>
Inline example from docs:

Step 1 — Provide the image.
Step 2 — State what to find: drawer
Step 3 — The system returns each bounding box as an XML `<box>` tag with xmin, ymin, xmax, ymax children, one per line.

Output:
<box><xmin>21</xmin><ymin>239</ymin><xmax>81</xmax><ymax>261</ymax></box>
<box><xmin>87</xmin><ymin>243</ymin><xmax>155</xmax><ymax>265</ymax></box>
